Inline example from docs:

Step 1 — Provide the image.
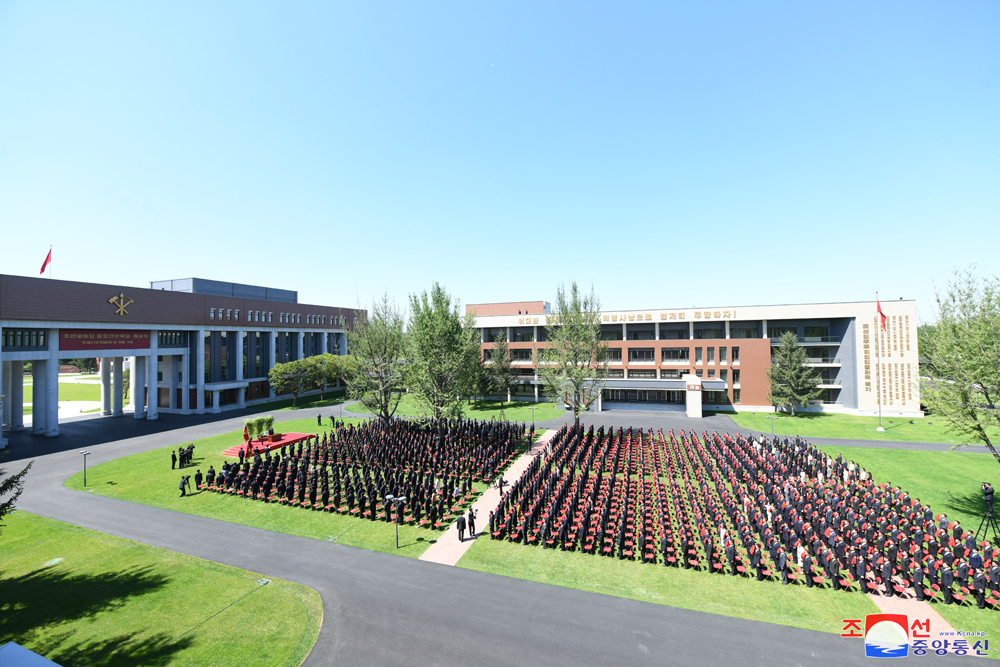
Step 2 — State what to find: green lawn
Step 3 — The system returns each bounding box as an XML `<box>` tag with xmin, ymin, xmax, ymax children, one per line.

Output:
<box><xmin>344</xmin><ymin>393</ymin><xmax>565</xmax><ymax>423</ymax></box>
<box><xmin>0</xmin><ymin>512</ymin><xmax>321</xmax><ymax>667</ymax></box>
<box><xmin>723</xmin><ymin>411</ymin><xmax>999</xmax><ymax>445</ymax></box>
<box><xmin>23</xmin><ymin>381</ymin><xmax>101</xmax><ymax>402</ymax></box>
<box><xmin>64</xmin><ymin>417</ymin><xmax>485</xmax><ymax>559</ymax></box>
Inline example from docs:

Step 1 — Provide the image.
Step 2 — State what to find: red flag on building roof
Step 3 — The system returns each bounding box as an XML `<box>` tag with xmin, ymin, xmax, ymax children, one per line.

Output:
<box><xmin>40</xmin><ymin>248</ymin><xmax>52</xmax><ymax>275</ymax></box>
<box><xmin>876</xmin><ymin>298</ymin><xmax>886</xmax><ymax>331</ymax></box>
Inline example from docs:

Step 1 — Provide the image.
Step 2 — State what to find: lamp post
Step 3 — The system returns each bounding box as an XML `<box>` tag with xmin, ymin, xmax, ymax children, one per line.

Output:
<box><xmin>385</xmin><ymin>494</ymin><xmax>407</xmax><ymax>549</ymax></box>
<box><xmin>529</xmin><ymin>407</ymin><xmax>537</xmax><ymax>430</ymax></box>
<box><xmin>765</xmin><ymin>415</ymin><xmax>781</xmax><ymax>437</ymax></box>
<box><xmin>80</xmin><ymin>450</ymin><xmax>91</xmax><ymax>487</ymax></box>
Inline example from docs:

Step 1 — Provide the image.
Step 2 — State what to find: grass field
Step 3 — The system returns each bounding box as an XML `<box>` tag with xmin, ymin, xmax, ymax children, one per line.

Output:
<box><xmin>0</xmin><ymin>512</ymin><xmax>321</xmax><ymax>667</ymax></box>
<box><xmin>64</xmin><ymin>416</ymin><xmax>487</xmax><ymax>559</ymax></box>
<box><xmin>23</xmin><ymin>381</ymin><xmax>102</xmax><ymax>402</ymax></box>
<box><xmin>722</xmin><ymin>410</ymin><xmax>999</xmax><ymax>445</ymax></box>
<box><xmin>344</xmin><ymin>392</ymin><xmax>565</xmax><ymax>423</ymax></box>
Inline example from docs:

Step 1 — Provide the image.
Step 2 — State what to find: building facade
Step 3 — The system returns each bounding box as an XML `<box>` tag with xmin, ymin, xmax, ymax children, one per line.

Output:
<box><xmin>469</xmin><ymin>299</ymin><xmax>921</xmax><ymax>419</ymax></box>
<box><xmin>0</xmin><ymin>274</ymin><xmax>358</xmax><ymax>445</ymax></box>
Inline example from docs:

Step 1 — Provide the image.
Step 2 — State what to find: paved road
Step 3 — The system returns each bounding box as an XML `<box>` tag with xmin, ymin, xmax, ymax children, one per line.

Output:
<box><xmin>5</xmin><ymin>408</ymin><xmax>961</xmax><ymax>666</ymax></box>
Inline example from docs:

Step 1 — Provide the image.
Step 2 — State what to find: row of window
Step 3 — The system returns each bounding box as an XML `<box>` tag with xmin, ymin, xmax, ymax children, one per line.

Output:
<box><xmin>207</xmin><ymin>309</ymin><xmax>348</xmax><ymax>327</ymax></box>
<box><xmin>600</xmin><ymin>388</ymin><xmax>742</xmax><ymax>404</ymax></box>
<box><xmin>1</xmin><ymin>329</ymin><xmax>47</xmax><ymax>349</ymax></box>
<box><xmin>158</xmin><ymin>331</ymin><xmax>188</xmax><ymax>347</ymax></box>
<box><xmin>615</xmin><ymin>346</ymin><xmax>741</xmax><ymax>363</ymax></box>
<box><xmin>605</xmin><ymin>368</ymin><xmax>740</xmax><ymax>382</ymax></box>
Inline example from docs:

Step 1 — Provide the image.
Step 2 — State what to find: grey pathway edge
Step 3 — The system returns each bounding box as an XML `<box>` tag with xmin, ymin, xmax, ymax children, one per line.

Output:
<box><xmin>6</xmin><ymin>408</ymin><xmax>960</xmax><ymax>666</ymax></box>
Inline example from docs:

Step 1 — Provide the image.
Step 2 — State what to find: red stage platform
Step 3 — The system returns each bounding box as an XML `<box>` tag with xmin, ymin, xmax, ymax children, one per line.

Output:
<box><xmin>222</xmin><ymin>432</ymin><xmax>313</xmax><ymax>457</ymax></box>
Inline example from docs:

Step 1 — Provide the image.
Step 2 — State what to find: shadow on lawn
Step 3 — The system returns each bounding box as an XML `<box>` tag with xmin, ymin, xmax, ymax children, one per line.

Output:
<box><xmin>940</xmin><ymin>488</ymin><xmax>989</xmax><ymax>521</ymax></box>
<box><xmin>0</xmin><ymin>564</ymin><xmax>192</xmax><ymax>666</ymax></box>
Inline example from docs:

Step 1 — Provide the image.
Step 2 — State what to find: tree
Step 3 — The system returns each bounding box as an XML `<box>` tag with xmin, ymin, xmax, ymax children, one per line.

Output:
<box><xmin>345</xmin><ymin>294</ymin><xmax>406</xmax><ymax>425</ymax></box>
<box><xmin>406</xmin><ymin>283</ymin><xmax>481</xmax><ymax>428</ymax></box>
<box><xmin>534</xmin><ymin>282</ymin><xmax>609</xmax><ymax>430</ymax></box>
<box><xmin>489</xmin><ymin>330</ymin><xmax>517</xmax><ymax>409</ymax></box>
<box><xmin>268</xmin><ymin>359</ymin><xmax>311</xmax><ymax>407</ymax></box>
<box><xmin>766</xmin><ymin>331</ymin><xmax>823</xmax><ymax>416</ymax></box>
<box><xmin>921</xmin><ymin>269</ymin><xmax>1000</xmax><ymax>465</ymax></box>
<box><xmin>123</xmin><ymin>367</ymin><xmax>130</xmax><ymax>400</ymax></box>
<box><xmin>0</xmin><ymin>449</ymin><xmax>32</xmax><ymax>537</ymax></box>
<box><xmin>306</xmin><ymin>354</ymin><xmax>342</xmax><ymax>401</ymax></box>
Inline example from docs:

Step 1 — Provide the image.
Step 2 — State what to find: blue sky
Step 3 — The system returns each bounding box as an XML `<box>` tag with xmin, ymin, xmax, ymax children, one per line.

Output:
<box><xmin>1</xmin><ymin>1</ymin><xmax>997</xmax><ymax>321</ymax></box>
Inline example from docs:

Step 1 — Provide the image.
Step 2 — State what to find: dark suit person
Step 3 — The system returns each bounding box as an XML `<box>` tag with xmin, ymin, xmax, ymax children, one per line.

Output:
<box><xmin>974</xmin><ymin>570</ymin><xmax>987</xmax><ymax>608</ymax></box>
<box><xmin>456</xmin><ymin>514</ymin><xmax>467</xmax><ymax>542</ymax></box>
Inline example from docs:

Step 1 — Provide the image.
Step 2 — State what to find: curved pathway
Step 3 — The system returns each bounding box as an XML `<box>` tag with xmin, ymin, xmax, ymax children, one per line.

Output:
<box><xmin>5</xmin><ymin>408</ymin><xmax>958</xmax><ymax>666</ymax></box>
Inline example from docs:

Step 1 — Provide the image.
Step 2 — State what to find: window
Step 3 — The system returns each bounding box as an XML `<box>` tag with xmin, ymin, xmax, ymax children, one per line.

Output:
<box><xmin>733</xmin><ymin>369</ymin><xmax>741</xmax><ymax>384</ymax></box>
<box><xmin>695</xmin><ymin>370</ymin><xmax>703</xmax><ymax>377</ymax></box>
<box><xmin>720</xmin><ymin>347</ymin><xmax>727</xmax><ymax>363</ymax></box>
<box><xmin>708</xmin><ymin>369</ymin><xmax>715</xmax><ymax>378</ymax></box>
<box><xmin>732</xmin><ymin>347</ymin><xmax>740</xmax><ymax>363</ymax></box>
<box><xmin>733</xmin><ymin>388</ymin><xmax>741</xmax><ymax>403</ymax></box>
<box><xmin>707</xmin><ymin>348</ymin><xmax>715</xmax><ymax>363</ymax></box>
<box><xmin>227</xmin><ymin>309</ymin><xmax>232</xmax><ymax>320</ymax></box>
<box><xmin>514</xmin><ymin>327</ymin><xmax>534</xmax><ymax>342</ymax></box>
<box><xmin>662</xmin><ymin>348</ymin><xmax>689</xmax><ymax>360</ymax></box>
<box><xmin>297</xmin><ymin>314</ymin><xmax>301</xmax><ymax>324</ymax></box>
<box><xmin>606</xmin><ymin>348</ymin><xmax>623</xmax><ymax>362</ymax></box>
<box><xmin>268</xmin><ymin>312</ymin><xmax>272</xmax><ymax>323</ymax></box>
<box><xmin>769</xmin><ymin>326</ymin><xmax>796</xmax><ymax>338</ymax></box>
<box><xmin>235</xmin><ymin>309</ymin><xmax>240</xmax><ymax>321</ymax></box>
<box><xmin>695</xmin><ymin>347</ymin><xmax>703</xmax><ymax>362</ymax></box>
<box><xmin>210</xmin><ymin>308</ymin><xmax>215</xmax><ymax>320</ymax></box>
<box><xmin>629</xmin><ymin>369</ymin><xmax>656</xmax><ymax>379</ymax></box>
<box><xmin>695</xmin><ymin>328</ymin><xmax>723</xmax><ymax>339</ymax></box>
<box><xmin>157</xmin><ymin>371</ymin><xmax>163</xmax><ymax>382</ymax></box>
<box><xmin>2</xmin><ymin>329</ymin><xmax>47</xmax><ymax>349</ymax></box>
<box><xmin>627</xmin><ymin>326</ymin><xmax>655</xmax><ymax>340</ymax></box>
<box><xmin>600</xmin><ymin>326</ymin><xmax>623</xmax><ymax>341</ymax></box>
<box><xmin>606</xmin><ymin>369</ymin><xmax>625</xmax><ymax>378</ymax></box>
<box><xmin>804</xmin><ymin>326</ymin><xmax>829</xmax><ymax>339</ymax></box>
<box><xmin>628</xmin><ymin>348</ymin><xmax>654</xmax><ymax>362</ymax></box>
<box><xmin>659</xmin><ymin>328</ymin><xmax>685</xmax><ymax>340</ymax></box>
<box><xmin>511</xmin><ymin>349</ymin><xmax>532</xmax><ymax>361</ymax></box>
<box><xmin>487</xmin><ymin>328</ymin><xmax>506</xmax><ymax>343</ymax></box>
<box><xmin>483</xmin><ymin>349</ymin><xmax>493</xmax><ymax>361</ymax></box>
<box><xmin>730</xmin><ymin>328</ymin><xmax>758</xmax><ymax>339</ymax></box>
<box><xmin>720</xmin><ymin>370</ymin><xmax>728</xmax><ymax>382</ymax></box>
<box><xmin>660</xmin><ymin>368</ymin><xmax>685</xmax><ymax>379</ymax></box>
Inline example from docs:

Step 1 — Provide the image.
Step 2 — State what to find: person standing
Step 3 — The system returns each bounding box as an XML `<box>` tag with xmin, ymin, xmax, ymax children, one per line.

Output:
<box><xmin>179</xmin><ymin>475</ymin><xmax>188</xmax><ymax>497</ymax></box>
<box><xmin>317</xmin><ymin>413</ymin><xmax>322</xmax><ymax>426</ymax></box>
<box><xmin>468</xmin><ymin>508</ymin><xmax>477</xmax><ymax>537</ymax></box>
<box><xmin>456</xmin><ymin>513</ymin><xmax>467</xmax><ymax>542</ymax></box>
<box><xmin>171</xmin><ymin>450</ymin><xmax>177</xmax><ymax>469</ymax></box>
<box><xmin>194</xmin><ymin>469</ymin><xmax>203</xmax><ymax>489</ymax></box>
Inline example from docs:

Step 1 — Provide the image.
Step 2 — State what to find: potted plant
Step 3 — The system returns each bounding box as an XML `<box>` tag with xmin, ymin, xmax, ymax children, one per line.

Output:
<box><xmin>263</xmin><ymin>415</ymin><xmax>276</xmax><ymax>441</ymax></box>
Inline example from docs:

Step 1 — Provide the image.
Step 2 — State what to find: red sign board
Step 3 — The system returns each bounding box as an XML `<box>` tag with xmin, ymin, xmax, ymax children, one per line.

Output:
<box><xmin>60</xmin><ymin>329</ymin><xmax>150</xmax><ymax>351</ymax></box>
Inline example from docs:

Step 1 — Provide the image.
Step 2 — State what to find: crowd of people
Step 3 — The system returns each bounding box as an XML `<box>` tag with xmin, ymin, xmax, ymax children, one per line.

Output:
<box><xmin>489</xmin><ymin>424</ymin><xmax>999</xmax><ymax>609</ymax></box>
<box><xmin>198</xmin><ymin>418</ymin><xmax>525</xmax><ymax>528</ymax></box>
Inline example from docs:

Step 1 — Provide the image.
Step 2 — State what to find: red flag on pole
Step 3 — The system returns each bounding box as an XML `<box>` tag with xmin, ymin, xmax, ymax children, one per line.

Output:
<box><xmin>876</xmin><ymin>298</ymin><xmax>886</xmax><ymax>331</ymax></box>
<box><xmin>40</xmin><ymin>248</ymin><xmax>52</xmax><ymax>275</ymax></box>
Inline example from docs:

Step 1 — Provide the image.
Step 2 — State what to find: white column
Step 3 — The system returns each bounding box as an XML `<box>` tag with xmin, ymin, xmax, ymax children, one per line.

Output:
<box><xmin>112</xmin><ymin>357</ymin><xmax>124</xmax><ymax>416</ymax></box>
<box><xmin>689</xmin><ymin>321</ymin><xmax>694</xmax><ymax>340</ymax></box>
<box><xmin>622</xmin><ymin>322</ymin><xmax>627</xmax><ymax>340</ymax></box>
<box><xmin>684</xmin><ymin>374</ymin><xmax>703</xmax><ymax>419</ymax></box>
<box><xmin>212</xmin><ymin>389</ymin><xmax>221</xmax><ymax>413</ymax></box>
<box><xmin>269</xmin><ymin>332</ymin><xmax>278</xmax><ymax>398</ymax></box>
<box><xmin>762</xmin><ymin>319</ymin><xmax>768</xmax><ymax>339</ymax></box>
<box><xmin>31</xmin><ymin>360</ymin><xmax>46</xmax><ymax>434</ymax></box>
<box><xmin>725</xmin><ymin>321</ymin><xmax>731</xmax><ymax>340</ymax></box>
<box><xmin>146</xmin><ymin>332</ymin><xmax>158</xmax><ymax>420</ymax></box>
<box><xmin>655</xmin><ymin>322</ymin><xmax>660</xmax><ymax>340</ymax></box>
<box><xmin>133</xmin><ymin>355</ymin><xmax>146</xmax><ymax>419</ymax></box>
<box><xmin>169</xmin><ymin>356</ymin><xmax>178</xmax><ymax>410</ymax></box>
<box><xmin>235</xmin><ymin>330</ymin><xmax>245</xmax><ymax>408</ymax></box>
<box><xmin>1</xmin><ymin>362</ymin><xmax>11</xmax><ymax>430</ymax></box>
<box><xmin>297</xmin><ymin>331</ymin><xmax>305</xmax><ymax>361</ymax></box>
<box><xmin>180</xmin><ymin>352</ymin><xmax>190</xmax><ymax>413</ymax></box>
<box><xmin>196</xmin><ymin>329</ymin><xmax>206</xmax><ymax>414</ymax></box>
<box><xmin>101</xmin><ymin>357</ymin><xmax>112</xmax><ymax>415</ymax></box>
<box><xmin>45</xmin><ymin>329</ymin><xmax>59</xmax><ymax>437</ymax></box>
<box><xmin>10</xmin><ymin>361</ymin><xmax>24</xmax><ymax>431</ymax></box>
<box><xmin>320</xmin><ymin>331</ymin><xmax>328</xmax><ymax>355</ymax></box>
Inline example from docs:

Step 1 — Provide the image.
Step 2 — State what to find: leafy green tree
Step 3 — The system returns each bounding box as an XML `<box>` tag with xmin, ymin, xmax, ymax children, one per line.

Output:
<box><xmin>921</xmin><ymin>269</ymin><xmax>1000</xmax><ymax>464</ymax></box>
<box><xmin>534</xmin><ymin>282</ymin><xmax>608</xmax><ymax>430</ymax></box>
<box><xmin>406</xmin><ymin>283</ymin><xmax>481</xmax><ymax>427</ymax></box>
<box><xmin>489</xmin><ymin>330</ymin><xmax>517</xmax><ymax>409</ymax></box>
<box><xmin>345</xmin><ymin>294</ymin><xmax>406</xmax><ymax>425</ymax></box>
<box><xmin>766</xmin><ymin>331</ymin><xmax>823</xmax><ymax>416</ymax></box>
<box><xmin>306</xmin><ymin>354</ymin><xmax>342</xmax><ymax>400</ymax></box>
<box><xmin>268</xmin><ymin>359</ymin><xmax>311</xmax><ymax>407</ymax></box>
<box><xmin>0</xmin><ymin>449</ymin><xmax>32</xmax><ymax>537</ymax></box>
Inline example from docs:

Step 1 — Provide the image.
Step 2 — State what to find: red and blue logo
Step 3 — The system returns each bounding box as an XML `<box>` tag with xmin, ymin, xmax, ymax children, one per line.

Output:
<box><xmin>865</xmin><ymin>614</ymin><xmax>909</xmax><ymax>658</ymax></box>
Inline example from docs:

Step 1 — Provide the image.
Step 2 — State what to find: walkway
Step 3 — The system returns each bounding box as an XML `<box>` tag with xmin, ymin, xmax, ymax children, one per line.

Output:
<box><xmin>419</xmin><ymin>429</ymin><xmax>557</xmax><ymax>566</ymax></box>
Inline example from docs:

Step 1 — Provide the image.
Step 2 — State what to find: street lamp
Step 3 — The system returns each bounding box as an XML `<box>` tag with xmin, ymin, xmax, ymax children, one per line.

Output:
<box><xmin>765</xmin><ymin>415</ymin><xmax>781</xmax><ymax>437</ymax></box>
<box><xmin>385</xmin><ymin>494</ymin><xmax>407</xmax><ymax>549</ymax></box>
<box><xmin>80</xmin><ymin>450</ymin><xmax>91</xmax><ymax>487</ymax></box>
<box><xmin>529</xmin><ymin>407</ymin><xmax>537</xmax><ymax>430</ymax></box>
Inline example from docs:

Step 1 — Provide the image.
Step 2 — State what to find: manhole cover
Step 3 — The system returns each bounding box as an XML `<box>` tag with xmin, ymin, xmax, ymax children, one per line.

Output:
<box><xmin>325</xmin><ymin>536</ymin><xmax>337</xmax><ymax>542</ymax></box>
<box><xmin>256</xmin><ymin>578</ymin><xmax>271</xmax><ymax>586</ymax></box>
<box><xmin>45</xmin><ymin>558</ymin><xmax>64</xmax><ymax>566</ymax></box>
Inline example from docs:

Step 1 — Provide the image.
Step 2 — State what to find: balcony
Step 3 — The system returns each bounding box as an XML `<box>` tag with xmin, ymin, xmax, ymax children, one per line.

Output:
<box><xmin>817</xmin><ymin>379</ymin><xmax>842</xmax><ymax>388</ymax></box>
<box><xmin>805</xmin><ymin>357</ymin><xmax>842</xmax><ymax>366</ymax></box>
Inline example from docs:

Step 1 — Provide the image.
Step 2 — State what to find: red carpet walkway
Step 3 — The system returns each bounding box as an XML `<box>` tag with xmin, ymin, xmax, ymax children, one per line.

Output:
<box><xmin>221</xmin><ymin>432</ymin><xmax>313</xmax><ymax>457</ymax></box>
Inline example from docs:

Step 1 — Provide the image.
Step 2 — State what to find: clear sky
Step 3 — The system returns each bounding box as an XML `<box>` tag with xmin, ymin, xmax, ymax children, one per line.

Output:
<box><xmin>1</xmin><ymin>1</ymin><xmax>997</xmax><ymax>322</ymax></box>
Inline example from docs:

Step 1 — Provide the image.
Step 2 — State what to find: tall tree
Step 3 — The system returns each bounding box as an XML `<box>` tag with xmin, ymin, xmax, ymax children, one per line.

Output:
<box><xmin>534</xmin><ymin>282</ymin><xmax>608</xmax><ymax>430</ymax></box>
<box><xmin>268</xmin><ymin>359</ymin><xmax>311</xmax><ymax>407</ymax></box>
<box><xmin>489</xmin><ymin>330</ymin><xmax>517</xmax><ymax>409</ymax></box>
<box><xmin>345</xmin><ymin>294</ymin><xmax>406</xmax><ymax>425</ymax></box>
<box><xmin>0</xmin><ymin>450</ymin><xmax>32</xmax><ymax>537</ymax></box>
<box><xmin>921</xmin><ymin>269</ymin><xmax>1000</xmax><ymax>465</ymax></box>
<box><xmin>406</xmin><ymin>283</ymin><xmax>481</xmax><ymax>428</ymax></box>
<box><xmin>307</xmin><ymin>353</ymin><xmax>344</xmax><ymax>400</ymax></box>
<box><xmin>766</xmin><ymin>331</ymin><xmax>823</xmax><ymax>416</ymax></box>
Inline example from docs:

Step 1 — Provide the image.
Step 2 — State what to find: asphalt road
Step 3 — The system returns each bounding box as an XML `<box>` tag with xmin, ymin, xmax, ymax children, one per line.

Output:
<box><xmin>5</xmin><ymin>407</ymin><xmax>962</xmax><ymax>666</ymax></box>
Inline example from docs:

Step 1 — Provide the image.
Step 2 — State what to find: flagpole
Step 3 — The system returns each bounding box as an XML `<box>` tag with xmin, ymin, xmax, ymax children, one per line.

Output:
<box><xmin>875</xmin><ymin>292</ymin><xmax>884</xmax><ymax>431</ymax></box>
<box><xmin>49</xmin><ymin>246</ymin><xmax>52</xmax><ymax>279</ymax></box>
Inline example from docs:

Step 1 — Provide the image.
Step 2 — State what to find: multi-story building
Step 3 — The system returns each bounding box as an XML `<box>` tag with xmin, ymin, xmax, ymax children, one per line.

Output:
<box><xmin>1</xmin><ymin>274</ymin><xmax>357</xmax><ymax>444</ymax></box>
<box><xmin>469</xmin><ymin>299</ymin><xmax>921</xmax><ymax>419</ymax></box>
